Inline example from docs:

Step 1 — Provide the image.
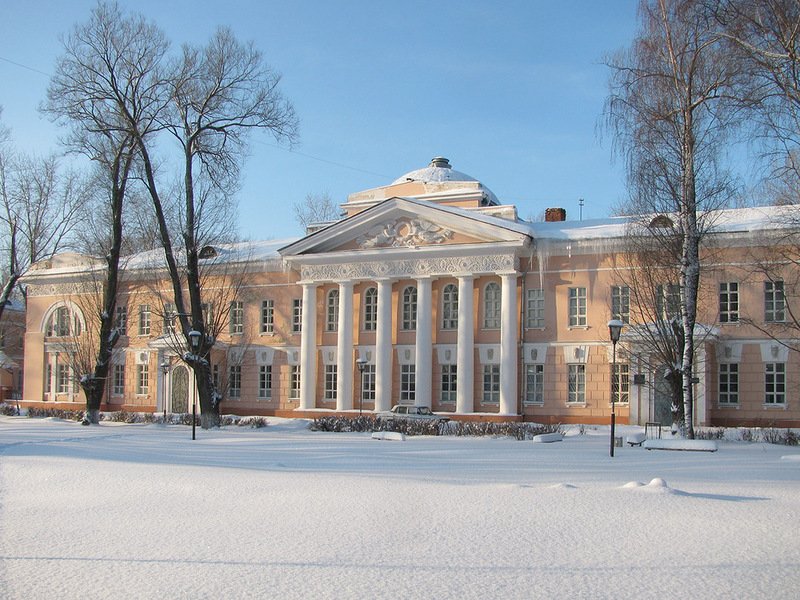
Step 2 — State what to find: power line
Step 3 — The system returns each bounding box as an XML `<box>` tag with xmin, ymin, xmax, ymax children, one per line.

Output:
<box><xmin>0</xmin><ymin>55</ymin><xmax>51</xmax><ymax>78</ymax></box>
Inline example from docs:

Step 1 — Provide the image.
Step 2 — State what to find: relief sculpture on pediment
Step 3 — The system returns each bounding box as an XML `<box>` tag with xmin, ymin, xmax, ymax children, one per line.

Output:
<box><xmin>357</xmin><ymin>218</ymin><xmax>453</xmax><ymax>248</ymax></box>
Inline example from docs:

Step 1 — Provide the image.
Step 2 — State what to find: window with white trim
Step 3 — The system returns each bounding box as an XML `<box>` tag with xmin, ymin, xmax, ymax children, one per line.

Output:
<box><xmin>363</xmin><ymin>287</ymin><xmax>377</xmax><ymax>331</ymax></box>
<box><xmin>482</xmin><ymin>364</ymin><xmax>500</xmax><ymax>403</ymax></box>
<box><xmin>484</xmin><ymin>282</ymin><xmax>501</xmax><ymax>329</ymax></box>
<box><xmin>324</xmin><ymin>364</ymin><xmax>337</xmax><ymax>400</ymax></box>
<box><xmin>326</xmin><ymin>289</ymin><xmax>339</xmax><ymax>332</ymax></box>
<box><xmin>114</xmin><ymin>305</ymin><xmax>127</xmax><ymax>335</ymax></box>
<box><xmin>612</xmin><ymin>363</ymin><xmax>629</xmax><ymax>404</ymax></box>
<box><xmin>567</xmin><ymin>364</ymin><xmax>585</xmax><ymax>404</ymax></box>
<box><xmin>230</xmin><ymin>301</ymin><xmax>244</xmax><ymax>334</ymax></box>
<box><xmin>212</xmin><ymin>364</ymin><xmax>220</xmax><ymax>389</ymax></box>
<box><xmin>261</xmin><ymin>300</ymin><xmax>274</xmax><ymax>334</ymax></box>
<box><xmin>524</xmin><ymin>364</ymin><xmax>544</xmax><ymax>405</ymax></box>
<box><xmin>718</xmin><ymin>363</ymin><xmax>738</xmax><ymax>404</ymax></box>
<box><xmin>44</xmin><ymin>363</ymin><xmax>52</xmax><ymax>394</ymax></box>
<box><xmin>526</xmin><ymin>288</ymin><xmax>545</xmax><ymax>328</ymax></box>
<box><xmin>292</xmin><ymin>299</ymin><xmax>302</xmax><ymax>333</ymax></box>
<box><xmin>139</xmin><ymin>305</ymin><xmax>151</xmax><ymax>336</ymax></box>
<box><xmin>361</xmin><ymin>364</ymin><xmax>376</xmax><ymax>402</ymax></box>
<box><xmin>258</xmin><ymin>365</ymin><xmax>272</xmax><ymax>399</ymax></box>
<box><xmin>765</xmin><ymin>363</ymin><xmax>786</xmax><ymax>404</ymax></box>
<box><xmin>441</xmin><ymin>284</ymin><xmax>458</xmax><ymax>330</ymax></box>
<box><xmin>112</xmin><ymin>364</ymin><xmax>125</xmax><ymax>396</ymax></box>
<box><xmin>401</xmin><ymin>286</ymin><xmax>417</xmax><ymax>330</ymax></box>
<box><xmin>56</xmin><ymin>362</ymin><xmax>70</xmax><ymax>394</ymax></box>
<box><xmin>229</xmin><ymin>365</ymin><xmax>241</xmax><ymax>398</ymax></box>
<box><xmin>46</xmin><ymin>306</ymin><xmax>81</xmax><ymax>337</ymax></box>
<box><xmin>289</xmin><ymin>365</ymin><xmax>300</xmax><ymax>399</ymax></box>
<box><xmin>400</xmin><ymin>364</ymin><xmax>416</xmax><ymax>402</ymax></box>
<box><xmin>611</xmin><ymin>285</ymin><xmax>630</xmax><ymax>324</ymax></box>
<box><xmin>656</xmin><ymin>284</ymin><xmax>681</xmax><ymax>320</ymax></box>
<box><xmin>137</xmin><ymin>364</ymin><xmax>149</xmax><ymax>395</ymax></box>
<box><xmin>163</xmin><ymin>303</ymin><xmax>176</xmax><ymax>334</ymax></box>
<box><xmin>568</xmin><ymin>287</ymin><xmax>587</xmax><ymax>327</ymax></box>
<box><xmin>765</xmin><ymin>281</ymin><xmax>785</xmax><ymax>323</ymax></box>
<box><xmin>719</xmin><ymin>282</ymin><xmax>739</xmax><ymax>323</ymax></box>
<box><xmin>441</xmin><ymin>364</ymin><xmax>457</xmax><ymax>404</ymax></box>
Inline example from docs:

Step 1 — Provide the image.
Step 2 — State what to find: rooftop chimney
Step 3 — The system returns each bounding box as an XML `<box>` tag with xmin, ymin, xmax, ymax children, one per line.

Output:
<box><xmin>545</xmin><ymin>207</ymin><xmax>567</xmax><ymax>222</ymax></box>
<box><xmin>429</xmin><ymin>157</ymin><xmax>451</xmax><ymax>168</ymax></box>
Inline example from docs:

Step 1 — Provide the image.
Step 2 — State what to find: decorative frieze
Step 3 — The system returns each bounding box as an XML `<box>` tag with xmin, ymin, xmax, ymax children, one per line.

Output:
<box><xmin>356</xmin><ymin>218</ymin><xmax>453</xmax><ymax>248</ymax></box>
<box><xmin>300</xmin><ymin>254</ymin><xmax>518</xmax><ymax>282</ymax></box>
<box><xmin>25</xmin><ymin>282</ymin><xmax>98</xmax><ymax>298</ymax></box>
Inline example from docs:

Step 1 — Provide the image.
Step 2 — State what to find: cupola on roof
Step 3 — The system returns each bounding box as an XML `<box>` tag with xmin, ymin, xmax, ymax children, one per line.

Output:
<box><xmin>391</xmin><ymin>157</ymin><xmax>481</xmax><ymax>185</ymax></box>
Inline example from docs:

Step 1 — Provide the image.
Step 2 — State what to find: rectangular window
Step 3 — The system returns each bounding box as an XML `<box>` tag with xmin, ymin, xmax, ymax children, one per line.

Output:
<box><xmin>290</xmin><ymin>365</ymin><xmax>300</xmax><ymax>399</ymax></box>
<box><xmin>482</xmin><ymin>364</ymin><xmax>500</xmax><ymax>403</ymax></box>
<box><xmin>361</xmin><ymin>364</ymin><xmax>376</xmax><ymax>402</ymax></box>
<box><xmin>292</xmin><ymin>299</ymin><xmax>302</xmax><ymax>333</ymax></box>
<box><xmin>137</xmin><ymin>364</ymin><xmax>149</xmax><ymax>395</ymax></box>
<box><xmin>765</xmin><ymin>280</ymin><xmax>785</xmax><ymax>322</ymax></box>
<box><xmin>400</xmin><ymin>364</ymin><xmax>416</xmax><ymax>402</ymax></box>
<box><xmin>163</xmin><ymin>302</ymin><xmax>176</xmax><ymax>334</ymax></box>
<box><xmin>524</xmin><ymin>364</ymin><xmax>544</xmax><ymax>405</ymax></box>
<box><xmin>44</xmin><ymin>363</ymin><xmax>52</xmax><ymax>394</ymax></box>
<box><xmin>115</xmin><ymin>305</ymin><xmax>127</xmax><ymax>335</ymax></box>
<box><xmin>212</xmin><ymin>364</ymin><xmax>220</xmax><ymax>389</ymax></box>
<box><xmin>567</xmin><ymin>364</ymin><xmax>585</xmax><ymax>404</ymax></box>
<box><xmin>656</xmin><ymin>284</ymin><xmax>681</xmax><ymax>320</ymax></box>
<box><xmin>56</xmin><ymin>363</ymin><xmax>70</xmax><ymax>394</ymax></box>
<box><xmin>718</xmin><ymin>363</ymin><xmax>739</xmax><ymax>404</ymax></box>
<box><xmin>258</xmin><ymin>365</ymin><xmax>272</xmax><ymax>399</ymax></box>
<box><xmin>526</xmin><ymin>288</ymin><xmax>545</xmax><ymax>328</ymax></box>
<box><xmin>230</xmin><ymin>301</ymin><xmax>244</xmax><ymax>334</ymax></box>
<box><xmin>324</xmin><ymin>364</ymin><xmax>337</xmax><ymax>400</ymax></box>
<box><xmin>765</xmin><ymin>363</ymin><xmax>786</xmax><ymax>404</ymax></box>
<box><xmin>261</xmin><ymin>300</ymin><xmax>274</xmax><ymax>334</ymax></box>
<box><xmin>363</xmin><ymin>289</ymin><xmax>378</xmax><ymax>332</ymax></box>
<box><xmin>112</xmin><ymin>364</ymin><xmax>125</xmax><ymax>396</ymax></box>
<box><xmin>201</xmin><ymin>302</ymin><xmax>214</xmax><ymax>329</ymax></box>
<box><xmin>441</xmin><ymin>364</ymin><xmax>457</xmax><ymax>404</ymax></box>
<box><xmin>229</xmin><ymin>365</ymin><xmax>241</xmax><ymax>398</ymax></box>
<box><xmin>611</xmin><ymin>285</ymin><xmax>630</xmax><ymax>324</ymax></box>
<box><xmin>719</xmin><ymin>282</ymin><xmax>739</xmax><ymax>323</ymax></box>
<box><xmin>613</xmin><ymin>363</ymin><xmax>629</xmax><ymax>404</ymax></box>
<box><xmin>568</xmin><ymin>287</ymin><xmax>587</xmax><ymax>327</ymax></box>
<box><xmin>139</xmin><ymin>305</ymin><xmax>151</xmax><ymax>336</ymax></box>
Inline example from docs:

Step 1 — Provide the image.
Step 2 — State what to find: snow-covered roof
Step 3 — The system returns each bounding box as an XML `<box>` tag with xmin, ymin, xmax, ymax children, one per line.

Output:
<box><xmin>388</xmin><ymin>157</ymin><xmax>499</xmax><ymax>205</ymax></box>
<box><xmin>122</xmin><ymin>238</ymin><xmax>298</xmax><ymax>271</ymax></box>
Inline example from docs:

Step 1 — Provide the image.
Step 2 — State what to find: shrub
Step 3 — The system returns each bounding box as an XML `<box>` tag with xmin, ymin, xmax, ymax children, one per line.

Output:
<box><xmin>26</xmin><ymin>407</ymin><xmax>85</xmax><ymax>421</ymax></box>
<box><xmin>694</xmin><ymin>427</ymin><xmax>726</xmax><ymax>440</ymax></box>
<box><xmin>0</xmin><ymin>403</ymin><xmax>19</xmax><ymax>416</ymax></box>
<box><xmin>308</xmin><ymin>416</ymin><xmax>562</xmax><ymax>439</ymax></box>
<box><xmin>237</xmin><ymin>416</ymin><xmax>268</xmax><ymax>428</ymax></box>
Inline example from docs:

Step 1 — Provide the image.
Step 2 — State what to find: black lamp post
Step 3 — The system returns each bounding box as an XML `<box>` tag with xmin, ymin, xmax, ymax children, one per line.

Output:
<box><xmin>188</xmin><ymin>330</ymin><xmax>202</xmax><ymax>440</ymax></box>
<box><xmin>355</xmin><ymin>358</ymin><xmax>368</xmax><ymax>416</ymax></box>
<box><xmin>608</xmin><ymin>319</ymin><xmax>624</xmax><ymax>457</ymax></box>
<box><xmin>161</xmin><ymin>361</ymin><xmax>170</xmax><ymax>421</ymax></box>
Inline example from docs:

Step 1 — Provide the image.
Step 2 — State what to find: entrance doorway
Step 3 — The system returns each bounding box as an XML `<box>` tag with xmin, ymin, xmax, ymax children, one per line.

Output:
<box><xmin>652</xmin><ymin>366</ymin><xmax>674</xmax><ymax>426</ymax></box>
<box><xmin>171</xmin><ymin>365</ymin><xmax>189</xmax><ymax>413</ymax></box>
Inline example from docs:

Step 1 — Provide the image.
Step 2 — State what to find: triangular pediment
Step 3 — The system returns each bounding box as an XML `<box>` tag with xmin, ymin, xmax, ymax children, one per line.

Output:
<box><xmin>279</xmin><ymin>197</ymin><xmax>530</xmax><ymax>258</ymax></box>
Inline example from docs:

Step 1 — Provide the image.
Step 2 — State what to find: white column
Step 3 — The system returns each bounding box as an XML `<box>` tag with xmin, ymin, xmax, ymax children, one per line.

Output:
<box><xmin>336</xmin><ymin>281</ymin><xmax>354</xmax><ymax>411</ymax></box>
<box><xmin>299</xmin><ymin>282</ymin><xmax>318</xmax><ymax>411</ymax></box>
<box><xmin>500</xmin><ymin>273</ymin><xmax>519</xmax><ymax>415</ymax></box>
<box><xmin>456</xmin><ymin>275</ymin><xmax>475</xmax><ymax>414</ymax></box>
<box><xmin>415</xmin><ymin>277</ymin><xmax>433</xmax><ymax>406</ymax></box>
<box><xmin>375</xmin><ymin>279</ymin><xmax>393</xmax><ymax>412</ymax></box>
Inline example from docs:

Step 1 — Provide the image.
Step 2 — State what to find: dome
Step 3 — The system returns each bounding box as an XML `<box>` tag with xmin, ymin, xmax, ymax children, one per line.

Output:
<box><xmin>390</xmin><ymin>157</ymin><xmax>498</xmax><ymax>205</ymax></box>
<box><xmin>391</xmin><ymin>157</ymin><xmax>480</xmax><ymax>185</ymax></box>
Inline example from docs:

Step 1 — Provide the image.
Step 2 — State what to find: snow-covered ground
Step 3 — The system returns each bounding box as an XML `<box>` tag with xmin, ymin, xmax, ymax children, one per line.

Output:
<box><xmin>1</xmin><ymin>416</ymin><xmax>798</xmax><ymax>600</ymax></box>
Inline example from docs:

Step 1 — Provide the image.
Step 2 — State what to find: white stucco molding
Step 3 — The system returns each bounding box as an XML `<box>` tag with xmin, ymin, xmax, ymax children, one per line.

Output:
<box><xmin>436</xmin><ymin>345</ymin><xmax>458</xmax><ymax>365</ymax></box>
<box><xmin>254</xmin><ymin>346</ymin><xmax>275</xmax><ymax>365</ymax></box>
<box><xmin>320</xmin><ymin>346</ymin><xmax>338</xmax><ymax>366</ymax></box>
<box><xmin>562</xmin><ymin>345</ymin><xmax>590</xmax><ymax>364</ymax></box>
<box><xmin>760</xmin><ymin>341</ymin><xmax>790</xmax><ymax>363</ymax></box>
<box><xmin>396</xmin><ymin>345</ymin><xmax>415</xmax><ymax>365</ymax></box>
<box><xmin>715</xmin><ymin>342</ymin><xmax>743</xmax><ymax>363</ymax></box>
<box><xmin>476</xmin><ymin>344</ymin><xmax>501</xmax><ymax>365</ymax></box>
<box><xmin>299</xmin><ymin>254</ymin><xmax>518</xmax><ymax>282</ymax></box>
<box><xmin>522</xmin><ymin>344</ymin><xmax>548</xmax><ymax>364</ymax></box>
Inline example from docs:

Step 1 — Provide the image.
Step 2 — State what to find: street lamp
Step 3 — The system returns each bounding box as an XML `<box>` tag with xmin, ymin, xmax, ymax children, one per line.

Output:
<box><xmin>161</xmin><ymin>361</ymin><xmax>170</xmax><ymax>421</ymax></box>
<box><xmin>355</xmin><ymin>358</ymin><xmax>368</xmax><ymax>417</ymax></box>
<box><xmin>187</xmin><ymin>330</ymin><xmax>201</xmax><ymax>440</ymax></box>
<box><xmin>608</xmin><ymin>319</ymin><xmax>624</xmax><ymax>458</ymax></box>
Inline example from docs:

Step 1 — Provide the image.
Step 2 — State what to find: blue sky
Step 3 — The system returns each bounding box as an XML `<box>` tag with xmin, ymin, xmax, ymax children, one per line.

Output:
<box><xmin>0</xmin><ymin>0</ymin><xmax>639</xmax><ymax>240</ymax></box>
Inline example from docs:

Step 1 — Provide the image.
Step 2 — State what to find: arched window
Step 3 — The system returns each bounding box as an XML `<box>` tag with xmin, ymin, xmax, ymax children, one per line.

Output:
<box><xmin>326</xmin><ymin>289</ymin><xmax>339</xmax><ymax>332</ymax></box>
<box><xmin>44</xmin><ymin>304</ymin><xmax>83</xmax><ymax>338</ymax></box>
<box><xmin>363</xmin><ymin>287</ymin><xmax>378</xmax><ymax>331</ymax></box>
<box><xmin>401</xmin><ymin>286</ymin><xmax>417</xmax><ymax>330</ymax></box>
<box><xmin>483</xmin><ymin>282</ymin><xmax>501</xmax><ymax>329</ymax></box>
<box><xmin>441</xmin><ymin>283</ymin><xmax>458</xmax><ymax>329</ymax></box>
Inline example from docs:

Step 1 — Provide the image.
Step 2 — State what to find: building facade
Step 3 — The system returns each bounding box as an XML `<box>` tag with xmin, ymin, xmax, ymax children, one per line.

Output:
<box><xmin>18</xmin><ymin>158</ymin><xmax>800</xmax><ymax>427</ymax></box>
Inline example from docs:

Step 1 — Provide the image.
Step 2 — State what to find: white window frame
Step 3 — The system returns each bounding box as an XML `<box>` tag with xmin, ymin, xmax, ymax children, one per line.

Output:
<box><xmin>401</xmin><ymin>286</ymin><xmax>417</xmax><ymax>331</ymax></box>
<box><xmin>484</xmin><ymin>282</ymin><xmax>501</xmax><ymax>329</ymax></box>
<box><xmin>765</xmin><ymin>362</ymin><xmax>786</xmax><ymax>405</ymax></box>
<box><xmin>289</xmin><ymin>365</ymin><xmax>301</xmax><ymax>399</ymax></box>
<box><xmin>568</xmin><ymin>287</ymin><xmax>587</xmax><ymax>327</ymax></box>
<box><xmin>441</xmin><ymin>284</ymin><xmax>458</xmax><ymax>330</ymax></box>
<box><xmin>482</xmin><ymin>364</ymin><xmax>500</xmax><ymax>403</ymax></box>
<box><xmin>137</xmin><ymin>364</ymin><xmax>149</xmax><ymax>395</ymax></box>
<box><xmin>258</xmin><ymin>365</ymin><xmax>272</xmax><ymax>399</ymax></box>
<box><xmin>765</xmin><ymin>280</ymin><xmax>785</xmax><ymax>323</ymax></box>
<box><xmin>612</xmin><ymin>363</ymin><xmax>629</xmax><ymax>404</ymax></box>
<box><xmin>230</xmin><ymin>301</ymin><xmax>244</xmax><ymax>334</ymax></box>
<box><xmin>229</xmin><ymin>365</ymin><xmax>241</xmax><ymax>399</ymax></box>
<box><xmin>361</xmin><ymin>364</ymin><xmax>376</xmax><ymax>402</ymax></box>
<box><xmin>567</xmin><ymin>364</ymin><xmax>585</xmax><ymax>404</ymax></box>
<box><xmin>719</xmin><ymin>282</ymin><xmax>739</xmax><ymax>324</ymax></box>
<box><xmin>326</xmin><ymin>289</ymin><xmax>339</xmax><ymax>332</ymax></box>
<box><xmin>115</xmin><ymin>305</ymin><xmax>127</xmax><ymax>335</ymax></box>
<box><xmin>112</xmin><ymin>364</ymin><xmax>125</xmax><ymax>396</ymax></box>
<box><xmin>261</xmin><ymin>300</ymin><xmax>274</xmax><ymax>334</ymax></box>
<box><xmin>324</xmin><ymin>364</ymin><xmax>337</xmax><ymax>400</ymax></box>
<box><xmin>441</xmin><ymin>364</ymin><xmax>457</xmax><ymax>404</ymax></box>
<box><xmin>718</xmin><ymin>363</ymin><xmax>738</xmax><ymax>405</ymax></box>
<box><xmin>524</xmin><ymin>364</ymin><xmax>544</xmax><ymax>405</ymax></box>
<box><xmin>400</xmin><ymin>364</ymin><xmax>416</xmax><ymax>402</ymax></box>
<box><xmin>363</xmin><ymin>287</ymin><xmax>378</xmax><ymax>331</ymax></box>
<box><xmin>139</xmin><ymin>305</ymin><xmax>151</xmax><ymax>336</ymax></box>
<box><xmin>292</xmin><ymin>299</ymin><xmax>302</xmax><ymax>333</ymax></box>
<box><xmin>526</xmin><ymin>288</ymin><xmax>545</xmax><ymax>329</ymax></box>
<box><xmin>611</xmin><ymin>285</ymin><xmax>630</xmax><ymax>324</ymax></box>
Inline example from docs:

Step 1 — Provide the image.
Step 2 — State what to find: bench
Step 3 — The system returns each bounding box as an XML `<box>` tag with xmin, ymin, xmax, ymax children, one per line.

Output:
<box><xmin>644</xmin><ymin>439</ymin><xmax>718</xmax><ymax>452</ymax></box>
<box><xmin>371</xmin><ymin>431</ymin><xmax>406</xmax><ymax>442</ymax></box>
<box><xmin>532</xmin><ymin>432</ymin><xmax>563</xmax><ymax>443</ymax></box>
<box><xmin>627</xmin><ymin>433</ymin><xmax>647</xmax><ymax>446</ymax></box>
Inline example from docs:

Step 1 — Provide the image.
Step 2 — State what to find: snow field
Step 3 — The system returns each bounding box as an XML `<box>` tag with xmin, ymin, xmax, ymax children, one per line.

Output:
<box><xmin>1</xmin><ymin>416</ymin><xmax>798</xmax><ymax>599</ymax></box>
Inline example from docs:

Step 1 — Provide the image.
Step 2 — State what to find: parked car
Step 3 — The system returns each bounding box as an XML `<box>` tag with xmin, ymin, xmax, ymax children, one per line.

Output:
<box><xmin>376</xmin><ymin>405</ymin><xmax>450</xmax><ymax>422</ymax></box>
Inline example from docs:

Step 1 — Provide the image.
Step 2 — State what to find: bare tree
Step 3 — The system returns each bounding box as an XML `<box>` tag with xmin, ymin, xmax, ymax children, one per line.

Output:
<box><xmin>134</xmin><ymin>26</ymin><xmax>298</xmax><ymax>428</ymax></box>
<box><xmin>604</xmin><ymin>0</ymin><xmax>744</xmax><ymax>437</ymax></box>
<box><xmin>43</xmin><ymin>1</ymin><xmax>165</xmax><ymax>423</ymax></box>
<box><xmin>293</xmin><ymin>191</ymin><xmax>341</xmax><ymax>232</ymax></box>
